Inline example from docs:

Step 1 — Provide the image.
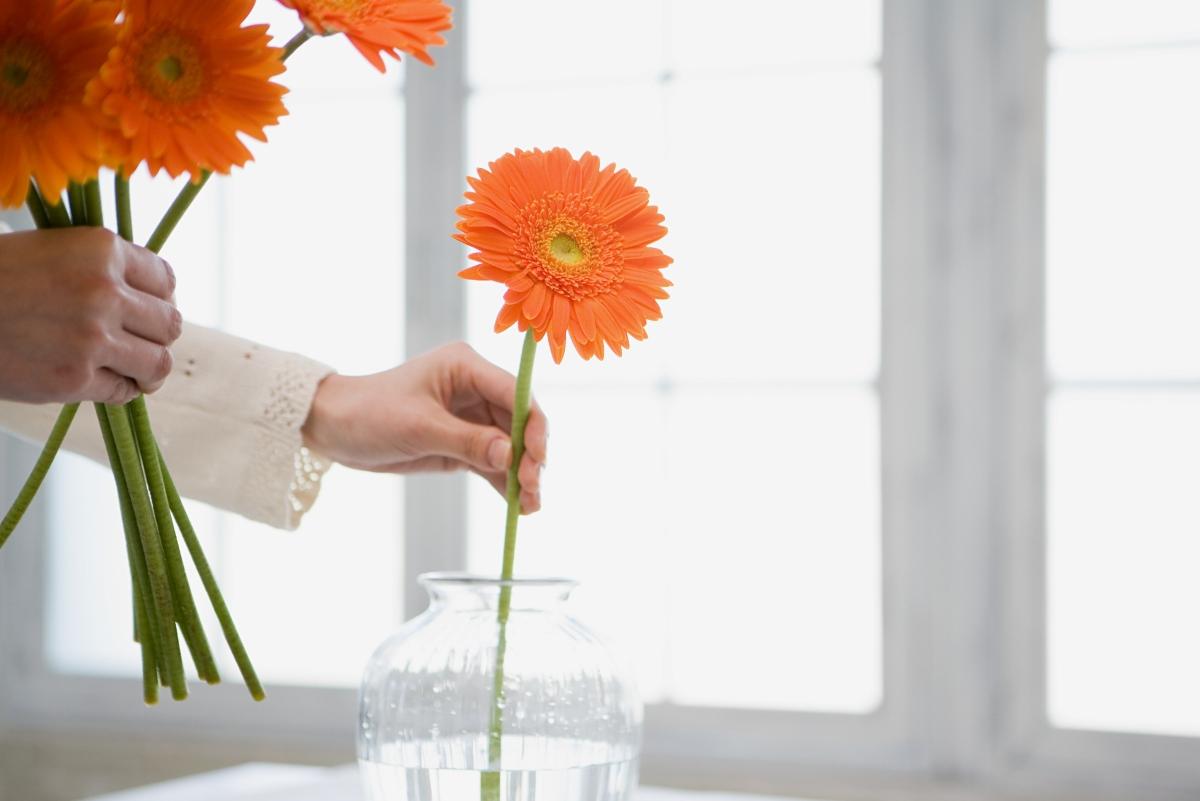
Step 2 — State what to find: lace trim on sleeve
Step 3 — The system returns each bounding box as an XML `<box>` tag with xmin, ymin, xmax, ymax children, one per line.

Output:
<box><xmin>239</xmin><ymin>351</ymin><xmax>334</xmax><ymax>530</ymax></box>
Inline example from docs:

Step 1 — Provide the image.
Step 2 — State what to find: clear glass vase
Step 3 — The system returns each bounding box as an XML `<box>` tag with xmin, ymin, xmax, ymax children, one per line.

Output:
<box><xmin>358</xmin><ymin>573</ymin><xmax>642</xmax><ymax>801</ymax></box>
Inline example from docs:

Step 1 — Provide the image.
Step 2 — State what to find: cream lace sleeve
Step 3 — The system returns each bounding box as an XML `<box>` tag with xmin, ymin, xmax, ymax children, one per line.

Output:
<box><xmin>0</xmin><ymin>323</ymin><xmax>335</xmax><ymax>530</ymax></box>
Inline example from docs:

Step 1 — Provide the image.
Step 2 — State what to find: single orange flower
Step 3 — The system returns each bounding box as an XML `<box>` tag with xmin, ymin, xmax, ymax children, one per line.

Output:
<box><xmin>456</xmin><ymin>148</ymin><xmax>672</xmax><ymax>363</ymax></box>
<box><xmin>86</xmin><ymin>0</ymin><xmax>288</xmax><ymax>180</ymax></box>
<box><xmin>0</xmin><ymin>0</ymin><xmax>117</xmax><ymax>208</ymax></box>
<box><xmin>276</xmin><ymin>0</ymin><xmax>452</xmax><ymax>72</ymax></box>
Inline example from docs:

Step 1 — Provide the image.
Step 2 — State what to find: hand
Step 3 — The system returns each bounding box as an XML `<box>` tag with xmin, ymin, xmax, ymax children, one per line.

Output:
<box><xmin>302</xmin><ymin>342</ymin><xmax>549</xmax><ymax>514</ymax></box>
<box><xmin>0</xmin><ymin>227</ymin><xmax>181</xmax><ymax>405</ymax></box>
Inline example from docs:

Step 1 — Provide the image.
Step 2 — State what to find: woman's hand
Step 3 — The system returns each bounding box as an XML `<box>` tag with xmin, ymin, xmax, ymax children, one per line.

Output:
<box><xmin>0</xmin><ymin>227</ymin><xmax>181</xmax><ymax>405</ymax></box>
<box><xmin>302</xmin><ymin>342</ymin><xmax>549</xmax><ymax>513</ymax></box>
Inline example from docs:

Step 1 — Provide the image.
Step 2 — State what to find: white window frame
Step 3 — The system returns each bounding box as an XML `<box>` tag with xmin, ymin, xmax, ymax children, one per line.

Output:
<box><xmin>2</xmin><ymin>2</ymin><xmax>1200</xmax><ymax>798</ymax></box>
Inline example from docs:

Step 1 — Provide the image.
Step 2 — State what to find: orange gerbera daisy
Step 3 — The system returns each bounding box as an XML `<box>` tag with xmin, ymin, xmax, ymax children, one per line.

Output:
<box><xmin>456</xmin><ymin>148</ymin><xmax>673</xmax><ymax>363</ymax></box>
<box><xmin>0</xmin><ymin>0</ymin><xmax>117</xmax><ymax>208</ymax></box>
<box><xmin>86</xmin><ymin>0</ymin><xmax>287</xmax><ymax>180</ymax></box>
<box><xmin>276</xmin><ymin>0</ymin><xmax>452</xmax><ymax>72</ymax></box>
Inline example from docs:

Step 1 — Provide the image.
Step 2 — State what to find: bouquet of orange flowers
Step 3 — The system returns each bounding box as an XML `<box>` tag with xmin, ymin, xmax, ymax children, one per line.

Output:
<box><xmin>0</xmin><ymin>0</ymin><xmax>450</xmax><ymax>705</ymax></box>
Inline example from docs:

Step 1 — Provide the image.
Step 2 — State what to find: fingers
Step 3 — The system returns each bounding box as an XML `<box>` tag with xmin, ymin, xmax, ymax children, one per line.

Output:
<box><xmin>519</xmin><ymin>487</ymin><xmax>541</xmax><ymax>515</ymax></box>
<box><xmin>478</xmin><ymin>467</ymin><xmax>507</xmax><ymax>496</ymax></box>
<box><xmin>518</xmin><ymin>452</ymin><xmax>542</xmax><ymax>494</ymax></box>
<box><xmin>426</xmin><ymin>416</ymin><xmax>511</xmax><ymax>475</ymax></box>
<box><xmin>121</xmin><ymin>242</ymin><xmax>176</xmax><ymax>301</ymax></box>
<box><xmin>453</xmin><ymin>345</ymin><xmax>550</xmax><ymax>464</ymax></box>
<box><xmin>455</xmin><ymin>345</ymin><xmax>520</xmax><ymax>412</ymax></box>
<box><xmin>471</xmin><ymin>468</ymin><xmax>543</xmax><ymax>515</ymax></box>
<box><xmin>121</xmin><ymin>288</ymin><xmax>183</xmax><ymax>347</ymax></box>
<box><xmin>411</xmin><ymin>411</ymin><xmax>546</xmax><ymax>513</ymax></box>
<box><xmin>375</xmin><ymin>455</ymin><xmax>542</xmax><ymax>513</ymax></box>
<box><xmin>522</xmin><ymin>401</ymin><xmax>548</xmax><ymax>465</ymax></box>
<box><xmin>106</xmin><ymin>332</ymin><xmax>174</xmax><ymax>393</ymax></box>
<box><xmin>84</xmin><ymin>368</ymin><xmax>140</xmax><ymax>406</ymax></box>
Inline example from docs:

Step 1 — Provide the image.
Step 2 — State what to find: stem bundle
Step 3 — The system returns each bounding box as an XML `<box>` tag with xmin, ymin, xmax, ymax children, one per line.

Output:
<box><xmin>0</xmin><ymin>177</ymin><xmax>264</xmax><ymax>703</ymax></box>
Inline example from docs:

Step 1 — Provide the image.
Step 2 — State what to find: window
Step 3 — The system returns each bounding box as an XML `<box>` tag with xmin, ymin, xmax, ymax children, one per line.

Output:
<box><xmin>1046</xmin><ymin>0</ymin><xmax>1200</xmax><ymax>739</ymax></box>
<box><xmin>463</xmin><ymin>0</ymin><xmax>883</xmax><ymax>715</ymax></box>
<box><xmin>4</xmin><ymin>1</ymin><xmax>1200</xmax><ymax>799</ymax></box>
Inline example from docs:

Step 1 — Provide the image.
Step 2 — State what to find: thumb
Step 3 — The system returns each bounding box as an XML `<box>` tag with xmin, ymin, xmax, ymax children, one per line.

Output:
<box><xmin>428</xmin><ymin>415</ymin><xmax>511</xmax><ymax>475</ymax></box>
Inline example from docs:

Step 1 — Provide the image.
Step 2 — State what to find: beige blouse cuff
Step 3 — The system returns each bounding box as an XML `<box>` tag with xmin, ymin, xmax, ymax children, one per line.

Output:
<box><xmin>0</xmin><ymin>323</ymin><xmax>335</xmax><ymax>530</ymax></box>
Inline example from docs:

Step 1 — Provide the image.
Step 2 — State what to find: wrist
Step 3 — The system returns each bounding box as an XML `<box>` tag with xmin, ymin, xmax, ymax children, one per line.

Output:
<box><xmin>302</xmin><ymin>373</ymin><xmax>352</xmax><ymax>457</ymax></box>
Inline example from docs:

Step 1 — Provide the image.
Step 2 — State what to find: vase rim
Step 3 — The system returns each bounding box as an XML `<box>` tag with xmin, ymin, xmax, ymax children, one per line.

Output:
<box><xmin>418</xmin><ymin>571</ymin><xmax>579</xmax><ymax>590</ymax></box>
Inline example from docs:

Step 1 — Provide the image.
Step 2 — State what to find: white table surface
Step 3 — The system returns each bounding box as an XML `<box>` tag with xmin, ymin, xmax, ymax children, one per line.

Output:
<box><xmin>81</xmin><ymin>763</ymin><xmax>806</xmax><ymax>801</ymax></box>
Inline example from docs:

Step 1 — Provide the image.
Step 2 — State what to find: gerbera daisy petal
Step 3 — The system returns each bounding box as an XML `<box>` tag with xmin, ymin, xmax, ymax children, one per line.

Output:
<box><xmin>524</xmin><ymin>282</ymin><xmax>549</xmax><ymax>322</ymax></box>
<box><xmin>601</xmin><ymin>189</ymin><xmax>652</xmax><ymax>226</ymax></box>
<box><xmin>548</xmin><ymin>332</ymin><xmax>567</xmax><ymax>364</ymax></box>
<box><xmin>457</xmin><ymin>148</ymin><xmax>672</xmax><ymax>362</ymax></box>
<box><xmin>532</xmin><ymin>294</ymin><xmax>554</xmax><ymax>332</ymax></box>
<box><xmin>495</xmin><ymin>303</ymin><xmax>521</xmax><ymax>333</ymax></box>
<box><xmin>575</xmin><ymin>298</ymin><xmax>598</xmax><ymax>342</ymax></box>
<box><xmin>568</xmin><ymin>312</ymin><xmax>589</xmax><ymax>348</ymax></box>
<box><xmin>86</xmin><ymin>0</ymin><xmax>287</xmax><ymax>180</ymax></box>
<box><xmin>0</xmin><ymin>0</ymin><xmax>116</xmax><ymax>208</ymax></box>
<box><xmin>277</xmin><ymin>0</ymin><xmax>452</xmax><ymax>71</ymax></box>
<box><xmin>550</xmin><ymin>294</ymin><xmax>571</xmax><ymax>344</ymax></box>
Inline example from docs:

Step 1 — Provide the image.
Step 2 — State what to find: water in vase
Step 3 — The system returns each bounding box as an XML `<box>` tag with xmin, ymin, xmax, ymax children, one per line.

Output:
<box><xmin>359</xmin><ymin>756</ymin><xmax>638</xmax><ymax>801</ymax></box>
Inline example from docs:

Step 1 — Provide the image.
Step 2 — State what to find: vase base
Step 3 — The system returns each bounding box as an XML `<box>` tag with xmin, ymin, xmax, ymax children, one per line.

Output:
<box><xmin>359</xmin><ymin>758</ymin><xmax>638</xmax><ymax>801</ymax></box>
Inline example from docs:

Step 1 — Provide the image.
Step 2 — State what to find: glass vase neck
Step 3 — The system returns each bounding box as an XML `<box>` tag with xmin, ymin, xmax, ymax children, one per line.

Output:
<box><xmin>418</xmin><ymin>572</ymin><xmax>578</xmax><ymax>611</ymax></box>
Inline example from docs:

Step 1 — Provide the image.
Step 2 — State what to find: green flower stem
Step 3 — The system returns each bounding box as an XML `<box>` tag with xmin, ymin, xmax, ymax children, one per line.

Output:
<box><xmin>499</xmin><ymin>328</ymin><xmax>539</xmax><ymax>585</ymax></box>
<box><xmin>482</xmin><ymin>328</ymin><xmax>538</xmax><ymax>800</ymax></box>
<box><xmin>41</xmin><ymin>192</ymin><xmax>73</xmax><ymax>228</ymax></box>
<box><xmin>95</xmin><ymin>403</ymin><xmax>160</xmax><ymax>704</ymax></box>
<box><xmin>158</xmin><ymin>446</ymin><xmax>264</xmax><ymax>701</ymax></box>
<box><xmin>108</xmin><ymin>209</ymin><xmax>189</xmax><ymax>690</ymax></box>
<box><xmin>281</xmin><ymin>28</ymin><xmax>313</xmax><ymax>61</ymax></box>
<box><xmin>24</xmin><ymin>183</ymin><xmax>49</xmax><ymax>229</ymax></box>
<box><xmin>115</xmin><ymin>172</ymin><xmax>133</xmax><ymax>242</ymax></box>
<box><xmin>109</xmin><ymin>171</ymin><xmax>147</xmax><ymax>651</ymax></box>
<box><xmin>144</xmin><ymin>28</ymin><xmax>311</xmax><ymax>257</ymax></box>
<box><xmin>84</xmin><ymin>179</ymin><xmax>103</xmax><ymax>227</ymax></box>
<box><xmin>129</xmin><ymin>397</ymin><xmax>219</xmax><ymax>684</ymax></box>
<box><xmin>104</xmin><ymin>403</ymin><xmax>187</xmax><ymax>700</ymax></box>
<box><xmin>144</xmin><ymin>173</ymin><xmax>209</xmax><ymax>254</ymax></box>
<box><xmin>0</xmin><ymin>186</ymin><xmax>82</xmax><ymax>551</ymax></box>
<box><xmin>67</xmin><ymin>181</ymin><xmax>87</xmax><ymax>226</ymax></box>
<box><xmin>0</xmin><ymin>404</ymin><xmax>79</xmax><ymax>551</ymax></box>
<box><xmin>95</xmin><ymin>404</ymin><xmax>144</xmax><ymax>645</ymax></box>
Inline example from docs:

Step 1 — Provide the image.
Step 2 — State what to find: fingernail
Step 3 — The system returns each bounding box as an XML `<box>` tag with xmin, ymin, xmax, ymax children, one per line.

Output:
<box><xmin>488</xmin><ymin>439</ymin><xmax>510</xmax><ymax>471</ymax></box>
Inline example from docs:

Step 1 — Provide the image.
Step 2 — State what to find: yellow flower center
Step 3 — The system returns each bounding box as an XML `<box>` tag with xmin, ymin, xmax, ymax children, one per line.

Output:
<box><xmin>0</xmin><ymin>37</ymin><xmax>54</xmax><ymax>113</ymax></box>
<box><xmin>549</xmin><ymin>233</ymin><xmax>584</xmax><ymax>266</ymax></box>
<box><xmin>3</xmin><ymin>62</ymin><xmax>27</xmax><ymax>87</ymax></box>
<box><xmin>538</xmin><ymin>217</ymin><xmax>599</xmax><ymax>279</ymax></box>
<box><xmin>135</xmin><ymin>29</ymin><xmax>206</xmax><ymax>105</ymax></box>
<box><xmin>514</xmin><ymin>193</ymin><xmax>625</xmax><ymax>300</ymax></box>
<box><xmin>158</xmin><ymin>55</ymin><xmax>184</xmax><ymax>82</ymax></box>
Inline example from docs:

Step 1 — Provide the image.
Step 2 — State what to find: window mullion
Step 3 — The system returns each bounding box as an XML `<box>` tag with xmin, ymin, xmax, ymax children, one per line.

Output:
<box><xmin>885</xmin><ymin>0</ymin><xmax>1047</xmax><ymax>782</ymax></box>
<box><xmin>401</xmin><ymin>8</ymin><xmax>470</xmax><ymax>618</ymax></box>
<box><xmin>0</xmin><ymin>439</ymin><xmax>52</xmax><ymax>727</ymax></box>
<box><xmin>0</xmin><ymin>207</ymin><xmax>50</xmax><ymax>729</ymax></box>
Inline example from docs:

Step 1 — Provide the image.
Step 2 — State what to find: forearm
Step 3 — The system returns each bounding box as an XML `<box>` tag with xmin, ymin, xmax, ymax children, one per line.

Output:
<box><xmin>0</xmin><ymin>322</ymin><xmax>334</xmax><ymax>530</ymax></box>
